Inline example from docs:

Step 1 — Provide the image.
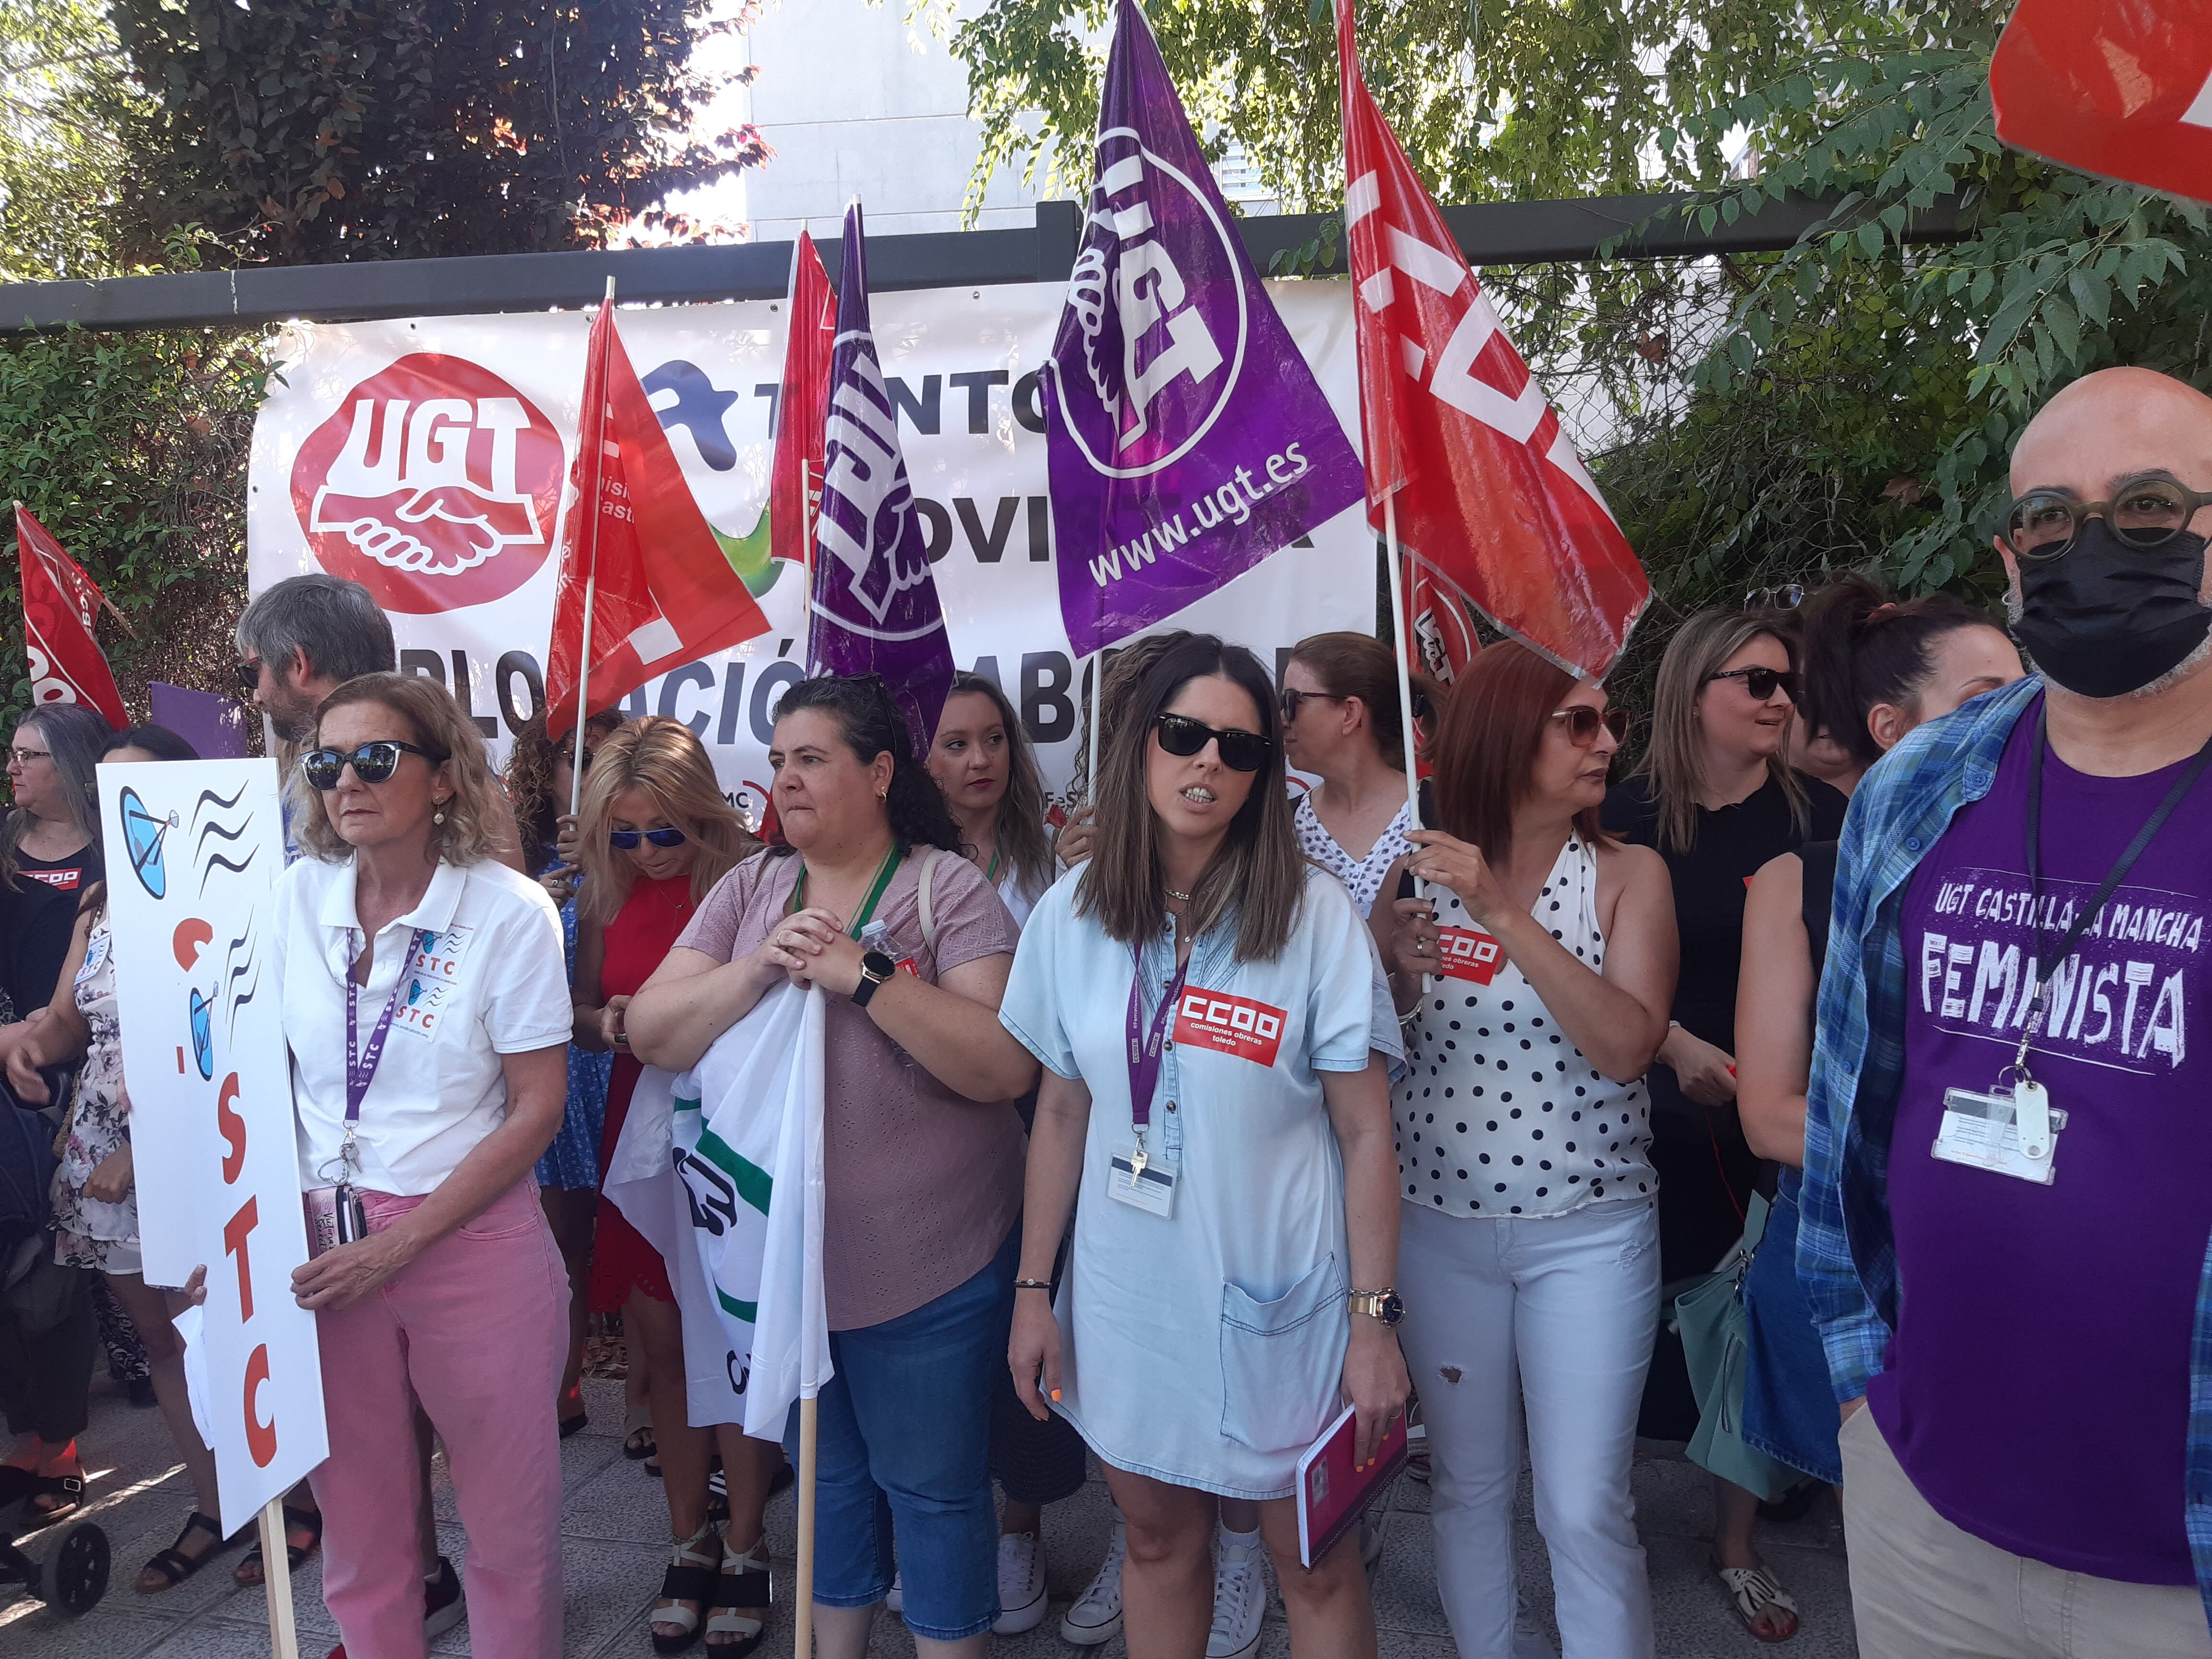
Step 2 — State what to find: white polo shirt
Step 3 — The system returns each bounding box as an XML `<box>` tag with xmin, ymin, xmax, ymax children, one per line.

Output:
<box><xmin>274</xmin><ymin>853</ymin><xmax>571</xmax><ymax>1196</ymax></box>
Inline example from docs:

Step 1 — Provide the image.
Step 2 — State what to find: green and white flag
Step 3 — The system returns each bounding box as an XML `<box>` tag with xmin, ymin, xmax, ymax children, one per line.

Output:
<box><xmin>606</xmin><ymin>981</ymin><xmax>831</xmax><ymax>1437</ymax></box>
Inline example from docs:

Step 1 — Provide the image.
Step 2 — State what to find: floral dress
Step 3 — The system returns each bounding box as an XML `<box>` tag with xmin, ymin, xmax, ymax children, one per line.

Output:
<box><xmin>51</xmin><ymin>913</ymin><xmax>139</xmax><ymax>1274</ymax></box>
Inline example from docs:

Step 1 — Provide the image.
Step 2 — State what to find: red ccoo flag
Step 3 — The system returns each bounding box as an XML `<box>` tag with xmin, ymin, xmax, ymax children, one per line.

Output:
<box><xmin>545</xmin><ymin>288</ymin><xmax>773</xmax><ymax>739</ymax></box>
<box><xmin>16</xmin><ymin>505</ymin><xmax>126</xmax><ymax>729</ymax></box>
<box><xmin>1337</xmin><ymin>0</ymin><xmax>1648</xmax><ymax>680</ymax></box>
<box><xmin>1992</xmin><ymin>0</ymin><xmax>2212</xmax><ymax>204</ymax></box>
<box><xmin>769</xmin><ymin>229</ymin><xmax>837</xmax><ymax>568</ymax></box>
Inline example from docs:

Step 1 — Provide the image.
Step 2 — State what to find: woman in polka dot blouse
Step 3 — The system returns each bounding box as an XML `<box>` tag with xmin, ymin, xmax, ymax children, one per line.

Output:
<box><xmin>1371</xmin><ymin>641</ymin><xmax>1678</xmax><ymax>1659</ymax></box>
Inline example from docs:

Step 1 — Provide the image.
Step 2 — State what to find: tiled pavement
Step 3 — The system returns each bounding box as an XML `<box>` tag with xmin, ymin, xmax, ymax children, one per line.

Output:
<box><xmin>0</xmin><ymin>1373</ymin><xmax>1855</xmax><ymax>1657</ymax></box>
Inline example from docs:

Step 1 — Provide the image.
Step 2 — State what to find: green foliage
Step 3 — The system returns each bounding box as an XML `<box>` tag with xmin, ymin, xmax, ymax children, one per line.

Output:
<box><xmin>0</xmin><ymin>0</ymin><xmax>140</xmax><ymax>281</ymax></box>
<box><xmin>111</xmin><ymin>0</ymin><xmax>771</xmax><ymax>263</ymax></box>
<box><xmin>0</xmin><ymin>329</ymin><xmax>268</xmax><ymax>725</ymax></box>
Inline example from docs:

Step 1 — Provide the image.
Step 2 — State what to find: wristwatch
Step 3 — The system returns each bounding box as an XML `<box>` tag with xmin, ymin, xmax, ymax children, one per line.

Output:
<box><xmin>1348</xmin><ymin>1287</ymin><xmax>1404</xmax><ymax>1327</ymax></box>
<box><xmin>851</xmin><ymin>948</ymin><xmax>899</xmax><ymax>1008</ymax></box>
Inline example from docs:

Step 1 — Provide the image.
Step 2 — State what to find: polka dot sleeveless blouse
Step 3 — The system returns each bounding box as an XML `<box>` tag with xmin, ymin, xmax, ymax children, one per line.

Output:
<box><xmin>1394</xmin><ymin>832</ymin><xmax>1655</xmax><ymax>1217</ymax></box>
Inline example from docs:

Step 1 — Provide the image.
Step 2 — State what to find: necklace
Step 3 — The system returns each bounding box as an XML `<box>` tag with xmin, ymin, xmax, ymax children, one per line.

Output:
<box><xmin>1165</xmin><ymin>887</ymin><xmax>1192</xmax><ymax>902</ymax></box>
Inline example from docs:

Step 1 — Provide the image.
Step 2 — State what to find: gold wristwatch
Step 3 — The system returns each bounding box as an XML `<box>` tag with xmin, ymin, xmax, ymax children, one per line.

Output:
<box><xmin>1348</xmin><ymin>1287</ymin><xmax>1404</xmax><ymax>1327</ymax></box>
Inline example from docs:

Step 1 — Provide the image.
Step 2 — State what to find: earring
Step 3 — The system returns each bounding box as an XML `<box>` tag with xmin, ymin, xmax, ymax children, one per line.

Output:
<box><xmin>878</xmin><ymin>787</ymin><xmax>889</xmax><ymax>800</ymax></box>
<box><xmin>433</xmin><ymin>805</ymin><xmax>448</xmax><ymax>826</ymax></box>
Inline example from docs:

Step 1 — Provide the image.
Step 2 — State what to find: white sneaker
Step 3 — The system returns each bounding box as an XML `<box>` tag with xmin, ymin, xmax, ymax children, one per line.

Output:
<box><xmin>884</xmin><ymin>1570</ymin><xmax>902</xmax><ymax>1612</ymax></box>
<box><xmin>993</xmin><ymin>1530</ymin><xmax>1048</xmax><ymax>1634</ymax></box>
<box><xmin>1059</xmin><ymin>1518</ymin><xmax>1126</xmax><ymax>1646</ymax></box>
<box><xmin>1206</xmin><ymin>1538</ymin><xmax>1266</xmax><ymax>1659</ymax></box>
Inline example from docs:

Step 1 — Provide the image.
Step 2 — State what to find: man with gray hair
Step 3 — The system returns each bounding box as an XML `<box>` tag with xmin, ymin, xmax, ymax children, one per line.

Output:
<box><xmin>235</xmin><ymin>573</ymin><xmax>397</xmax><ymax>744</ymax></box>
<box><xmin>1801</xmin><ymin>366</ymin><xmax>2212</xmax><ymax>1657</ymax></box>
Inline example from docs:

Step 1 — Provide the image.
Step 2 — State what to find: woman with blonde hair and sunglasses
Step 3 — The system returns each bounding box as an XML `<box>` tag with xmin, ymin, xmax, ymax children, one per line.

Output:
<box><xmin>568</xmin><ymin>714</ymin><xmax>781</xmax><ymax>1653</ymax></box>
<box><xmin>1600</xmin><ymin>611</ymin><xmax>1846</xmax><ymax>1640</ymax></box>
<box><xmin>264</xmin><ymin>673</ymin><xmax>573</xmax><ymax>1657</ymax></box>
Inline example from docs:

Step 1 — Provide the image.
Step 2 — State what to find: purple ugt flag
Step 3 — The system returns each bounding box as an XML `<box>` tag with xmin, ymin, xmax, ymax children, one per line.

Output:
<box><xmin>1045</xmin><ymin>0</ymin><xmax>1366</xmax><ymax>661</ymax></box>
<box><xmin>808</xmin><ymin>201</ymin><xmax>957</xmax><ymax>748</ymax></box>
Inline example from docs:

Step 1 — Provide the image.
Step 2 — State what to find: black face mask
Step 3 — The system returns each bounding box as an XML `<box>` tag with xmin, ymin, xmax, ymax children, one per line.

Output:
<box><xmin>2015</xmin><ymin>518</ymin><xmax>2212</xmax><ymax>698</ymax></box>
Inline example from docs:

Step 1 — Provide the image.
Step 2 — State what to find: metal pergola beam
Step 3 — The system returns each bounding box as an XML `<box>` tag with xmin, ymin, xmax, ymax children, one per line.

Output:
<box><xmin>0</xmin><ymin>190</ymin><xmax>1962</xmax><ymax>335</ymax></box>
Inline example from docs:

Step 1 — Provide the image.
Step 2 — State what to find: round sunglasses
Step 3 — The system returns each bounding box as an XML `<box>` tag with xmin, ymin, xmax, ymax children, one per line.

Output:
<box><xmin>1706</xmin><ymin>666</ymin><xmax>1800</xmax><ymax>703</ymax></box>
<box><xmin>300</xmin><ymin>740</ymin><xmax>444</xmax><ymax>791</ymax></box>
<box><xmin>1550</xmin><ymin>705</ymin><xmax>1629</xmax><ymax>747</ymax></box>
<box><xmin>608</xmin><ymin>826</ymin><xmax>688</xmax><ymax>851</ymax></box>
<box><xmin>1154</xmin><ymin>712</ymin><xmax>1272</xmax><ymax>773</ymax></box>
<box><xmin>1999</xmin><ymin>474</ymin><xmax>2212</xmax><ymax>561</ymax></box>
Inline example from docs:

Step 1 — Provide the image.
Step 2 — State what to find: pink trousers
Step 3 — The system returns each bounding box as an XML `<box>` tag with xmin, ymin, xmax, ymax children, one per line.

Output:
<box><xmin>309</xmin><ymin>1179</ymin><xmax>567</xmax><ymax>1659</ymax></box>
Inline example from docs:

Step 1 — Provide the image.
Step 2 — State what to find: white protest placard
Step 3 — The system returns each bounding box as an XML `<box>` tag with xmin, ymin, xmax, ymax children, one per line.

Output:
<box><xmin>100</xmin><ymin>758</ymin><xmax>329</xmax><ymax>1534</ymax></box>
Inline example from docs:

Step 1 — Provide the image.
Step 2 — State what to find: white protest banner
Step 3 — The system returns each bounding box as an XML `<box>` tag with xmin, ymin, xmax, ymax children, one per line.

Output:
<box><xmin>99</xmin><ymin>759</ymin><xmax>328</xmax><ymax>1534</ymax></box>
<box><xmin>246</xmin><ymin>282</ymin><xmax>1370</xmax><ymax>814</ymax></box>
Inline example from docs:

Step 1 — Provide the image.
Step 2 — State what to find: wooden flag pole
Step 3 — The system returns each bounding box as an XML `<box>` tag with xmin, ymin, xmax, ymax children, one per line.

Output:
<box><xmin>794</xmin><ymin>1392</ymin><xmax>820</xmax><ymax>1656</ymax></box>
<box><xmin>569</xmin><ymin>274</ymin><xmax>617</xmax><ymax>819</ymax></box>
<box><xmin>258</xmin><ymin>1496</ymin><xmax>301</xmax><ymax>1659</ymax></box>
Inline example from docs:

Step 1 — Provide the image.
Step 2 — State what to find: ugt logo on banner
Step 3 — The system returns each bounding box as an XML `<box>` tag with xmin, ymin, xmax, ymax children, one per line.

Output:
<box><xmin>289</xmin><ymin>353</ymin><xmax>565</xmax><ymax>613</ymax></box>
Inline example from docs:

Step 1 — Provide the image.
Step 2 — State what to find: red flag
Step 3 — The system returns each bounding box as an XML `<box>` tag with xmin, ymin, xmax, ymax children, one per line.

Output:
<box><xmin>16</xmin><ymin>505</ymin><xmax>125</xmax><ymax>728</ymax></box>
<box><xmin>1992</xmin><ymin>1</ymin><xmax>2212</xmax><ymax>203</ymax></box>
<box><xmin>545</xmin><ymin>292</ymin><xmax>772</xmax><ymax>738</ymax></box>
<box><xmin>1337</xmin><ymin>0</ymin><xmax>1649</xmax><ymax>680</ymax></box>
<box><xmin>1404</xmin><ymin>555</ymin><xmax>1477</xmax><ymax>690</ymax></box>
<box><xmin>770</xmin><ymin>230</ymin><xmax>837</xmax><ymax>569</ymax></box>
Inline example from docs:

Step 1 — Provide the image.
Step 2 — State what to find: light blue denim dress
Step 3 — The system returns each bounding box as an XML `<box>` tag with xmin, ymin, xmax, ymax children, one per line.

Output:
<box><xmin>999</xmin><ymin>866</ymin><xmax>1400</xmax><ymax>1499</ymax></box>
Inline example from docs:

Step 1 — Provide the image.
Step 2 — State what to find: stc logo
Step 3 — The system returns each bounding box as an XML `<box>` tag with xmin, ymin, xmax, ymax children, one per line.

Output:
<box><xmin>290</xmin><ymin>354</ymin><xmax>565</xmax><ymax>613</ymax></box>
<box><xmin>1435</xmin><ymin>926</ymin><xmax>1503</xmax><ymax>986</ymax></box>
<box><xmin>1171</xmin><ymin>989</ymin><xmax>1286</xmax><ymax>1069</ymax></box>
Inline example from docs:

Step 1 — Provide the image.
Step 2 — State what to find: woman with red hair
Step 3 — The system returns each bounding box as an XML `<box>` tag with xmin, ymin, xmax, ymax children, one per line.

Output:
<box><xmin>1372</xmin><ymin>641</ymin><xmax>1677</xmax><ymax>1659</ymax></box>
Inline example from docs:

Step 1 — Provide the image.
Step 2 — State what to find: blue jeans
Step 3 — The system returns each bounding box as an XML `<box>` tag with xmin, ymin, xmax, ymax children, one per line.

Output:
<box><xmin>1741</xmin><ymin>1176</ymin><xmax>1842</xmax><ymax>1486</ymax></box>
<box><xmin>783</xmin><ymin>1226</ymin><xmax>1015</xmax><ymax>1640</ymax></box>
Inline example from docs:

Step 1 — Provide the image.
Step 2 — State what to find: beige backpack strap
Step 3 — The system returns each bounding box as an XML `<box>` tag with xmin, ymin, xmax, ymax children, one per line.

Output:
<box><xmin>916</xmin><ymin>846</ymin><xmax>943</xmax><ymax>951</ymax></box>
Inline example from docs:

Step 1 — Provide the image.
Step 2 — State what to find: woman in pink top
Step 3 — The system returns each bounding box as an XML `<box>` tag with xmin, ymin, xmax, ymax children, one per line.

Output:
<box><xmin>627</xmin><ymin>674</ymin><xmax>1038</xmax><ymax>1659</ymax></box>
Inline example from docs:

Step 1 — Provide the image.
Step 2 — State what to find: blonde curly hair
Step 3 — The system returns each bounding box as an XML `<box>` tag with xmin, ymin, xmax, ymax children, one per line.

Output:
<box><xmin>292</xmin><ymin>673</ymin><xmax>509</xmax><ymax>866</ymax></box>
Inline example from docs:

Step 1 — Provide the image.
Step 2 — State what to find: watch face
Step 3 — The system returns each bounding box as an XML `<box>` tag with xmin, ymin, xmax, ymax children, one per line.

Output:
<box><xmin>862</xmin><ymin>949</ymin><xmax>898</xmax><ymax>978</ymax></box>
<box><xmin>1380</xmin><ymin>1291</ymin><xmax>1405</xmax><ymax>1327</ymax></box>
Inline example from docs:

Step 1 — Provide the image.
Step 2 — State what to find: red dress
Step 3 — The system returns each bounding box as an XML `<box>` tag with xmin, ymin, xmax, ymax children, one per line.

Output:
<box><xmin>587</xmin><ymin>873</ymin><xmax>697</xmax><ymax>1312</ymax></box>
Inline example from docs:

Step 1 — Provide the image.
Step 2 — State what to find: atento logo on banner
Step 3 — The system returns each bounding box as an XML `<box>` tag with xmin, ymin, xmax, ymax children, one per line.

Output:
<box><xmin>289</xmin><ymin>353</ymin><xmax>565</xmax><ymax>613</ymax></box>
<box><xmin>1057</xmin><ymin>128</ymin><xmax>1247</xmax><ymax>481</ymax></box>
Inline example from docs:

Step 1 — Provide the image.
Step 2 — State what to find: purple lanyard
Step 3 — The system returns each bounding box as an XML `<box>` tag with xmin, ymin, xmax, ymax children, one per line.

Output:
<box><xmin>1124</xmin><ymin>945</ymin><xmax>1192</xmax><ymax>1135</ymax></box>
<box><xmin>345</xmin><ymin>928</ymin><xmax>430</xmax><ymax>1128</ymax></box>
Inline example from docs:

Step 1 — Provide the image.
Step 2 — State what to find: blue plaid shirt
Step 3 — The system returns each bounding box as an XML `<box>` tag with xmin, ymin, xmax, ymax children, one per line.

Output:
<box><xmin>1799</xmin><ymin>671</ymin><xmax>2212</xmax><ymax>1622</ymax></box>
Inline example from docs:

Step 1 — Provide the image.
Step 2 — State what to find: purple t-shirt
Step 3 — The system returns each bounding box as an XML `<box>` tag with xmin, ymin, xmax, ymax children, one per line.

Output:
<box><xmin>1875</xmin><ymin>697</ymin><xmax>2212</xmax><ymax>1583</ymax></box>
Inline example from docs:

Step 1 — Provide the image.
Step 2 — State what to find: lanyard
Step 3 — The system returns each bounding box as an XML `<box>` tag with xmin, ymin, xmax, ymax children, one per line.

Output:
<box><xmin>985</xmin><ymin>849</ymin><xmax>1003</xmax><ymax>885</ymax></box>
<box><xmin>2010</xmin><ymin>705</ymin><xmax>2212</xmax><ymax>1080</ymax></box>
<box><xmin>1124</xmin><ymin>944</ymin><xmax>1192</xmax><ymax>1137</ymax></box>
<box><xmin>788</xmin><ymin>841</ymin><xmax>903</xmax><ymax>940</ymax></box>
<box><xmin>344</xmin><ymin>927</ymin><xmax>430</xmax><ymax>1132</ymax></box>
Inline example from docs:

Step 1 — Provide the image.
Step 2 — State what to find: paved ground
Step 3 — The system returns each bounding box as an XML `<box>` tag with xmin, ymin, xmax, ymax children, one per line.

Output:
<box><xmin>0</xmin><ymin>1371</ymin><xmax>1855</xmax><ymax>1657</ymax></box>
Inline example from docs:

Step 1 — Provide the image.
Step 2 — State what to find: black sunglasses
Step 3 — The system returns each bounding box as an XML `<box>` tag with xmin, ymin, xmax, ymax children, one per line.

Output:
<box><xmin>1154</xmin><ymin>712</ymin><xmax>1272</xmax><ymax>773</ymax></box>
<box><xmin>1550</xmin><ymin>705</ymin><xmax>1629</xmax><ymax>747</ymax></box>
<box><xmin>300</xmin><ymin>740</ymin><xmax>444</xmax><ymax>791</ymax></box>
<box><xmin>1999</xmin><ymin>474</ymin><xmax>2212</xmax><ymax>561</ymax></box>
<box><xmin>1706</xmin><ymin>666</ymin><xmax>1800</xmax><ymax>703</ymax></box>
<box><xmin>234</xmin><ymin>659</ymin><xmax>262</xmax><ymax>697</ymax></box>
<box><xmin>609</xmin><ymin>827</ymin><xmax>687</xmax><ymax>850</ymax></box>
<box><xmin>1279</xmin><ymin>687</ymin><xmax>1345</xmax><ymax>723</ymax></box>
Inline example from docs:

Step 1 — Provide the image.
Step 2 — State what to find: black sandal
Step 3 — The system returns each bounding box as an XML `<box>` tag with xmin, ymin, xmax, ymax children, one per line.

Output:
<box><xmin>650</xmin><ymin>1525</ymin><xmax>722</xmax><ymax>1655</ymax></box>
<box><xmin>23</xmin><ymin>1468</ymin><xmax>84</xmax><ymax>1524</ymax></box>
<box><xmin>233</xmin><ymin>1502</ymin><xmax>323</xmax><ymax>1585</ymax></box>
<box><xmin>138</xmin><ymin>1510</ymin><xmax>227</xmax><ymax>1593</ymax></box>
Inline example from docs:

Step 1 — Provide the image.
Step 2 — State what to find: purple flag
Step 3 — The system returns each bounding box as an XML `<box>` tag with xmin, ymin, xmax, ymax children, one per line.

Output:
<box><xmin>808</xmin><ymin>201</ymin><xmax>957</xmax><ymax>748</ymax></box>
<box><xmin>1046</xmin><ymin>0</ymin><xmax>1366</xmax><ymax>661</ymax></box>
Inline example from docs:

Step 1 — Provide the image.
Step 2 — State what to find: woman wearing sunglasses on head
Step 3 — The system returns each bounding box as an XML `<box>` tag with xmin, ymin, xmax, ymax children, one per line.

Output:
<box><xmin>1599</xmin><ymin>611</ymin><xmax>1846</xmax><ymax>1641</ymax></box>
<box><xmin>568</xmin><ymin>715</ymin><xmax>781</xmax><ymax>1654</ymax></box>
<box><xmin>268</xmin><ymin>673</ymin><xmax>574</xmax><ymax>1659</ymax></box>
<box><xmin>1373</xmin><ymin>643</ymin><xmax>1677</xmax><ymax>1659</ymax></box>
<box><xmin>625</xmin><ymin>675</ymin><xmax>1036</xmax><ymax>1659</ymax></box>
<box><xmin>1001</xmin><ymin>633</ymin><xmax>1409</xmax><ymax>1659</ymax></box>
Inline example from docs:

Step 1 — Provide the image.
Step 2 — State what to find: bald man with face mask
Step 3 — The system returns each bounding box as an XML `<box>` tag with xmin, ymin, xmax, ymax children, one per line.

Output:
<box><xmin>1800</xmin><ymin>365</ymin><xmax>2212</xmax><ymax>1658</ymax></box>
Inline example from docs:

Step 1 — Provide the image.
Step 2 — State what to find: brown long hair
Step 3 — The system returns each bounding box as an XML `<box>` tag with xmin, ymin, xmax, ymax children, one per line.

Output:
<box><xmin>1431</xmin><ymin>641</ymin><xmax>1613</xmax><ymax>867</ymax></box>
<box><xmin>1629</xmin><ymin>610</ymin><xmax>1807</xmax><ymax>854</ymax></box>
<box><xmin>1076</xmin><ymin>633</ymin><xmax>1306</xmax><ymax>962</ymax></box>
<box><xmin>294</xmin><ymin>674</ymin><xmax>508</xmax><ymax>866</ymax></box>
<box><xmin>576</xmin><ymin>717</ymin><xmax>758</xmax><ymax>924</ymax></box>
<box><xmin>942</xmin><ymin>672</ymin><xmax>1054</xmax><ymax>898</ymax></box>
<box><xmin>504</xmin><ymin>706</ymin><xmax>627</xmax><ymax>874</ymax></box>
<box><xmin>1287</xmin><ymin>630</ymin><xmax>1433</xmax><ymax>773</ymax></box>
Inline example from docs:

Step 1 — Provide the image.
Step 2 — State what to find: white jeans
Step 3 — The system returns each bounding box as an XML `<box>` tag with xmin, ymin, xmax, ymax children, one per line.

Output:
<box><xmin>1397</xmin><ymin>1196</ymin><xmax>1661</xmax><ymax>1659</ymax></box>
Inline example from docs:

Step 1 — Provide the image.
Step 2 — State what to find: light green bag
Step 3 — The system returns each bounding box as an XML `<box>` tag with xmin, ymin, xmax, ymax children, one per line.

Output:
<box><xmin>1670</xmin><ymin>1192</ymin><xmax>1794</xmax><ymax>1502</ymax></box>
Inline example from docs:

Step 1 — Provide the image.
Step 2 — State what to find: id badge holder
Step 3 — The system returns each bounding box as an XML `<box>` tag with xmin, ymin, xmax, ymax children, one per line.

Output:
<box><xmin>1107</xmin><ymin>1142</ymin><xmax>1179</xmax><ymax>1216</ymax></box>
<box><xmin>1932</xmin><ymin>1085</ymin><xmax>2068</xmax><ymax>1185</ymax></box>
